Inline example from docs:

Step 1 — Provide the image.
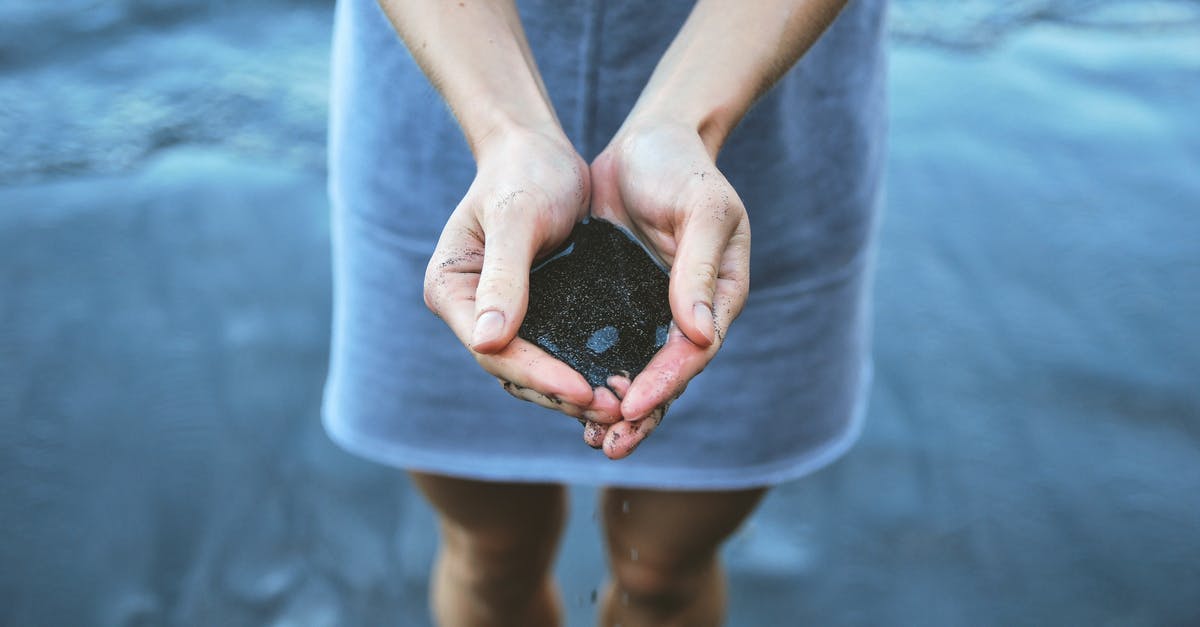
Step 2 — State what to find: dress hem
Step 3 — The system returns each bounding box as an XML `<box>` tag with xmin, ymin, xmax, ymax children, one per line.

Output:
<box><xmin>320</xmin><ymin>362</ymin><xmax>872</xmax><ymax>491</ymax></box>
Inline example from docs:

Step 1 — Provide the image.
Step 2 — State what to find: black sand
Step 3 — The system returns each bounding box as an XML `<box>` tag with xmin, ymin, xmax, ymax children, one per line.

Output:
<box><xmin>518</xmin><ymin>218</ymin><xmax>672</xmax><ymax>389</ymax></box>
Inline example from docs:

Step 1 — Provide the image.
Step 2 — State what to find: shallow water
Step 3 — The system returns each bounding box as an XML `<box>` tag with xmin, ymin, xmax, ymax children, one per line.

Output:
<box><xmin>1</xmin><ymin>2</ymin><xmax>1197</xmax><ymax>626</ymax></box>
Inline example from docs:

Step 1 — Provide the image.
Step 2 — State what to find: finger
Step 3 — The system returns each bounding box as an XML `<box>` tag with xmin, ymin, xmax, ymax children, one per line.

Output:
<box><xmin>583</xmin><ymin>386</ymin><xmax>623</xmax><ymax>425</ymax></box>
<box><xmin>708</xmin><ymin>220</ymin><xmax>751</xmax><ymax>345</ymax></box>
<box><xmin>426</xmin><ymin>221</ymin><xmax>594</xmax><ymax>408</ymax></box>
<box><xmin>424</xmin><ymin>216</ymin><xmax>486</xmax><ymax>321</ymax></box>
<box><xmin>602</xmin><ymin>406</ymin><xmax>665</xmax><ymax>460</ymax></box>
<box><xmin>606</xmin><ymin>374</ymin><xmax>632</xmax><ymax>400</ymax></box>
<box><xmin>583</xmin><ymin>420</ymin><xmax>607</xmax><ymax>449</ymax></box>
<box><xmin>445</xmin><ymin>285</ymin><xmax>594</xmax><ymax>407</ymax></box>
<box><xmin>620</xmin><ymin>216</ymin><xmax>749</xmax><ymax>419</ymax></box>
<box><xmin>669</xmin><ymin>193</ymin><xmax>743</xmax><ymax>348</ymax></box>
<box><xmin>499</xmin><ymin>378</ymin><xmax>585</xmax><ymax>417</ymax></box>
<box><xmin>472</xmin><ymin>193</ymin><xmax>541</xmax><ymax>354</ymax></box>
<box><xmin>479</xmin><ymin>337</ymin><xmax>594</xmax><ymax>407</ymax></box>
<box><xmin>620</xmin><ymin>324</ymin><xmax>708</xmax><ymax>420</ymax></box>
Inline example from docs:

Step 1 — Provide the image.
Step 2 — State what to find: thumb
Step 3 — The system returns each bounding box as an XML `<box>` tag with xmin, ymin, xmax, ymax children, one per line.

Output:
<box><xmin>471</xmin><ymin>218</ymin><xmax>538</xmax><ymax>354</ymax></box>
<box><xmin>669</xmin><ymin>207</ymin><xmax>737</xmax><ymax>349</ymax></box>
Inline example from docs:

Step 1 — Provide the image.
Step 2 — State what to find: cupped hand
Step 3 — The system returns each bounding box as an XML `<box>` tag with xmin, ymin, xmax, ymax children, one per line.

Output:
<box><xmin>424</xmin><ymin>126</ymin><xmax>623</xmax><ymax>424</ymax></box>
<box><xmin>585</xmin><ymin>122</ymin><xmax>751</xmax><ymax>459</ymax></box>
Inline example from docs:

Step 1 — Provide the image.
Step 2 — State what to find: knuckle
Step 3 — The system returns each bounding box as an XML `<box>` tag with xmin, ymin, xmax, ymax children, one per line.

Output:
<box><xmin>488</xmin><ymin>188</ymin><xmax>526</xmax><ymax>217</ymax></box>
<box><xmin>692</xmin><ymin>261</ymin><xmax>719</xmax><ymax>288</ymax></box>
<box><xmin>422</xmin><ymin>278</ymin><xmax>442</xmax><ymax>315</ymax></box>
<box><xmin>487</xmin><ymin>187</ymin><xmax>550</xmax><ymax>221</ymax></box>
<box><xmin>475</xmin><ymin>273</ymin><xmax>516</xmax><ymax>304</ymax></box>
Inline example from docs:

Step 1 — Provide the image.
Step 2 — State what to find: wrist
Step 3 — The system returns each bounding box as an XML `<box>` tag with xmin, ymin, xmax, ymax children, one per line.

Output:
<box><xmin>611</xmin><ymin>111</ymin><xmax>725</xmax><ymax>165</ymax></box>
<box><xmin>460</xmin><ymin>97</ymin><xmax>565</xmax><ymax>161</ymax></box>
<box><xmin>622</xmin><ymin>94</ymin><xmax>739</xmax><ymax>160</ymax></box>
<box><xmin>472</xmin><ymin>117</ymin><xmax>575</xmax><ymax>165</ymax></box>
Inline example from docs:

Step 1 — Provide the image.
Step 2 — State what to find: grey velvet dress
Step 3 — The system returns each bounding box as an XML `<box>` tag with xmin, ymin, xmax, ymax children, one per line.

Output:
<box><xmin>323</xmin><ymin>0</ymin><xmax>887</xmax><ymax>489</ymax></box>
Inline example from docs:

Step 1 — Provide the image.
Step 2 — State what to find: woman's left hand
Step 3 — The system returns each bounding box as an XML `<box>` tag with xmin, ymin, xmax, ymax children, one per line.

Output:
<box><xmin>583</xmin><ymin>122</ymin><xmax>751</xmax><ymax>459</ymax></box>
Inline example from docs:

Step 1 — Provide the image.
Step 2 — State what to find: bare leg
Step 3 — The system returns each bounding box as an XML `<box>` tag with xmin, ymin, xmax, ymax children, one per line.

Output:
<box><xmin>599</xmin><ymin>486</ymin><xmax>767</xmax><ymax>626</ymax></box>
<box><xmin>410</xmin><ymin>472</ymin><xmax>568</xmax><ymax>627</ymax></box>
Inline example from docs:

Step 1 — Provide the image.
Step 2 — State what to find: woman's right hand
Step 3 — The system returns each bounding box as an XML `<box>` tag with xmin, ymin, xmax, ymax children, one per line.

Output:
<box><xmin>423</xmin><ymin>126</ymin><xmax>624</xmax><ymax>425</ymax></box>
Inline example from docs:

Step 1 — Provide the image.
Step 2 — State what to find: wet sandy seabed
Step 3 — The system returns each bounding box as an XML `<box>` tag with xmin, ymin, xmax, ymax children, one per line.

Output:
<box><xmin>1</xmin><ymin>6</ymin><xmax>1197</xmax><ymax>626</ymax></box>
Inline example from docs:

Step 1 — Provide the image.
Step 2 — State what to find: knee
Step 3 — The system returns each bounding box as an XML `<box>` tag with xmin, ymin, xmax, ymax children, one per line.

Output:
<box><xmin>609</xmin><ymin>548</ymin><xmax>715</xmax><ymax>610</ymax></box>
<box><xmin>448</xmin><ymin>532</ymin><xmax>547</xmax><ymax>578</ymax></box>
<box><xmin>440</xmin><ymin>515</ymin><xmax>563</xmax><ymax>591</ymax></box>
<box><xmin>433</xmin><ymin>525</ymin><xmax>564</xmax><ymax>625</ymax></box>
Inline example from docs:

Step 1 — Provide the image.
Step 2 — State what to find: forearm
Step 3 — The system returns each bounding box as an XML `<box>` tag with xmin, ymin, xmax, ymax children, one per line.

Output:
<box><xmin>377</xmin><ymin>0</ymin><xmax>563</xmax><ymax>156</ymax></box>
<box><xmin>623</xmin><ymin>0</ymin><xmax>848</xmax><ymax>156</ymax></box>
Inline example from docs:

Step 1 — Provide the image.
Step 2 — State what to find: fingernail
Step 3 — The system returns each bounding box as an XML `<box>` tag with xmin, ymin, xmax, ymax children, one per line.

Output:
<box><xmin>472</xmin><ymin>310</ymin><xmax>504</xmax><ymax>347</ymax></box>
<box><xmin>693</xmin><ymin>302</ymin><xmax>715</xmax><ymax>344</ymax></box>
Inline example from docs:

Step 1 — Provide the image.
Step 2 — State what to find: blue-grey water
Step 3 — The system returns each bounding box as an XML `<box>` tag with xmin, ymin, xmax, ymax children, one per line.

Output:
<box><xmin>1</xmin><ymin>1</ymin><xmax>1198</xmax><ymax>625</ymax></box>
